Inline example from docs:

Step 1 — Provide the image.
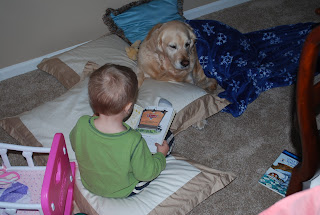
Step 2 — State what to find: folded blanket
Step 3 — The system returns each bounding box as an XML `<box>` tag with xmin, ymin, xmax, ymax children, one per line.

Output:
<box><xmin>0</xmin><ymin>182</ymin><xmax>28</xmax><ymax>202</ymax></box>
<box><xmin>187</xmin><ymin>20</ymin><xmax>317</xmax><ymax>117</ymax></box>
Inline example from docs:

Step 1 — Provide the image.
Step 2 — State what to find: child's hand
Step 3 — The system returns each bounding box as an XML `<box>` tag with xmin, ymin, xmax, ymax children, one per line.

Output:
<box><xmin>155</xmin><ymin>140</ymin><xmax>169</xmax><ymax>156</ymax></box>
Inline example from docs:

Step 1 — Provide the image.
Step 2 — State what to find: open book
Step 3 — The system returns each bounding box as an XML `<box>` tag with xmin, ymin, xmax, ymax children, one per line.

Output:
<box><xmin>125</xmin><ymin>104</ymin><xmax>175</xmax><ymax>153</ymax></box>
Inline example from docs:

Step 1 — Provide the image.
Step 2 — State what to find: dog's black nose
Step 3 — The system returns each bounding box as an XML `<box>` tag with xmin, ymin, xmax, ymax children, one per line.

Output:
<box><xmin>180</xmin><ymin>60</ymin><xmax>190</xmax><ymax>67</ymax></box>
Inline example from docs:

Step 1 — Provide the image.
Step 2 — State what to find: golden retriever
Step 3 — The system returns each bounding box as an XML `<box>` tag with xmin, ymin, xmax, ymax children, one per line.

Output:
<box><xmin>137</xmin><ymin>20</ymin><xmax>217</xmax><ymax>93</ymax></box>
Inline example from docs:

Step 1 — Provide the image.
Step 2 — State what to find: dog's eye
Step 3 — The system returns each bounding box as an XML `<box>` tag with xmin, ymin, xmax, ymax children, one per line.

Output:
<box><xmin>185</xmin><ymin>42</ymin><xmax>190</xmax><ymax>48</ymax></box>
<box><xmin>169</xmin><ymin>45</ymin><xmax>177</xmax><ymax>49</ymax></box>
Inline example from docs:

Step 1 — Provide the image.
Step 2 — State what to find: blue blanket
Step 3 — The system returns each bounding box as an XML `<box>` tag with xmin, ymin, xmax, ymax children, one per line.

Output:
<box><xmin>186</xmin><ymin>20</ymin><xmax>316</xmax><ymax>117</ymax></box>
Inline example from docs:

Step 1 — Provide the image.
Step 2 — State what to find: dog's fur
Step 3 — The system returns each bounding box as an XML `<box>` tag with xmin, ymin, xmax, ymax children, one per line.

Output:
<box><xmin>137</xmin><ymin>20</ymin><xmax>217</xmax><ymax>93</ymax></box>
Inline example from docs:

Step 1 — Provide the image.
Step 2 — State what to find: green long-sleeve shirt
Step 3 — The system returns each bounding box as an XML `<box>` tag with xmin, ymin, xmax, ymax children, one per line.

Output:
<box><xmin>70</xmin><ymin>115</ymin><xmax>166</xmax><ymax>198</ymax></box>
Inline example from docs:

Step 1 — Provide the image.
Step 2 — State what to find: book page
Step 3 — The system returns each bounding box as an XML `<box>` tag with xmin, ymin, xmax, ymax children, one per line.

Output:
<box><xmin>125</xmin><ymin>104</ymin><xmax>144</xmax><ymax>129</ymax></box>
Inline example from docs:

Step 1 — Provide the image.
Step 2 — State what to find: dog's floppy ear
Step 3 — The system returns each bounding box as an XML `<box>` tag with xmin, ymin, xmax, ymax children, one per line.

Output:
<box><xmin>156</xmin><ymin>23</ymin><xmax>166</xmax><ymax>53</ymax></box>
<box><xmin>145</xmin><ymin>23</ymin><xmax>163</xmax><ymax>41</ymax></box>
<box><xmin>184</xmin><ymin>22</ymin><xmax>197</xmax><ymax>47</ymax></box>
<box><xmin>144</xmin><ymin>23</ymin><xmax>164</xmax><ymax>52</ymax></box>
<box><xmin>157</xmin><ymin>34</ymin><xmax>163</xmax><ymax>53</ymax></box>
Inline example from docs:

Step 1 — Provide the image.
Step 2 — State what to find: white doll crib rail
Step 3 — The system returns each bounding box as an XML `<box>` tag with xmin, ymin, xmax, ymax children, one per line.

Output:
<box><xmin>0</xmin><ymin>133</ymin><xmax>75</xmax><ymax>215</ymax></box>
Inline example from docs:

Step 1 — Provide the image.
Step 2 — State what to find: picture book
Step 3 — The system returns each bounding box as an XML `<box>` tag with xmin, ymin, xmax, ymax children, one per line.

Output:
<box><xmin>125</xmin><ymin>104</ymin><xmax>175</xmax><ymax>153</ymax></box>
<box><xmin>125</xmin><ymin>104</ymin><xmax>144</xmax><ymax>129</ymax></box>
<box><xmin>258</xmin><ymin>150</ymin><xmax>300</xmax><ymax>197</ymax></box>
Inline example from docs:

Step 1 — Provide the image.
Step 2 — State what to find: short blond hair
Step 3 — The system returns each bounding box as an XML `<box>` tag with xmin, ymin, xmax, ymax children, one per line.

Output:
<box><xmin>88</xmin><ymin>64</ymin><xmax>138</xmax><ymax>115</ymax></box>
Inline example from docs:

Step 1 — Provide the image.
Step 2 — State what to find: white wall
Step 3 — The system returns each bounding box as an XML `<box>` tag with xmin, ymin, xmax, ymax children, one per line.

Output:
<box><xmin>0</xmin><ymin>0</ymin><xmax>250</xmax><ymax>81</ymax></box>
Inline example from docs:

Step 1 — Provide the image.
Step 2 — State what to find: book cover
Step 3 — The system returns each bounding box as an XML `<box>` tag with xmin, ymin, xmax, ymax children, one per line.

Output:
<box><xmin>125</xmin><ymin>105</ymin><xmax>175</xmax><ymax>153</ymax></box>
<box><xmin>258</xmin><ymin>150</ymin><xmax>300</xmax><ymax>197</ymax></box>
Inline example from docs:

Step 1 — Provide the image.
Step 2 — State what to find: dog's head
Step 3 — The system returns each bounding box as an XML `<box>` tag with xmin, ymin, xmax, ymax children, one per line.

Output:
<box><xmin>156</xmin><ymin>20</ymin><xmax>197</xmax><ymax>71</ymax></box>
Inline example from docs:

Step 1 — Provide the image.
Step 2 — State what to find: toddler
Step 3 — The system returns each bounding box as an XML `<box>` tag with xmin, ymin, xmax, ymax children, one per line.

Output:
<box><xmin>70</xmin><ymin>63</ymin><xmax>169</xmax><ymax>198</ymax></box>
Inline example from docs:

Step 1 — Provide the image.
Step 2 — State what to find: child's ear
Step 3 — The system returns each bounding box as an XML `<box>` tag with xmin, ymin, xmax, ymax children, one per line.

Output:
<box><xmin>124</xmin><ymin>102</ymin><xmax>133</xmax><ymax>113</ymax></box>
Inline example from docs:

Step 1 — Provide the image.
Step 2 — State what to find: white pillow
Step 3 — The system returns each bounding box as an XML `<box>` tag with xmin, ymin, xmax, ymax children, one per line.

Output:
<box><xmin>37</xmin><ymin>34</ymin><xmax>137</xmax><ymax>89</ymax></box>
<box><xmin>74</xmin><ymin>154</ymin><xmax>236</xmax><ymax>215</ymax></box>
<box><xmin>0</xmin><ymin>62</ymin><xmax>229</xmax><ymax>163</ymax></box>
<box><xmin>137</xmin><ymin>79</ymin><xmax>207</xmax><ymax>112</ymax></box>
<box><xmin>137</xmin><ymin>78</ymin><xmax>229</xmax><ymax>133</ymax></box>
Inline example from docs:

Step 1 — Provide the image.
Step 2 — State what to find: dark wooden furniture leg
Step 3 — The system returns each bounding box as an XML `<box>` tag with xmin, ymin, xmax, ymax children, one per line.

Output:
<box><xmin>286</xmin><ymin>25</ymin><xmax>320</xmax><ymax>196</ymax></box>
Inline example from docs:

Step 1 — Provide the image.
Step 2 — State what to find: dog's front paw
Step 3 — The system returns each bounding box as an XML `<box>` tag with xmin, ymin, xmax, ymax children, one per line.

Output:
<box><xmin>192</xmin><ymin>119</ymin><xmax>208</xmax><ymax>130</ymax></box>
<box><xmin>136</xmin><ymin>71</ymin><xmax>145</xmax><ymax>88</ymax></box>
<box><xmin>205</xmin><ymin>78</ymin><xmax>218</xmax><ymax>94</ymax></box>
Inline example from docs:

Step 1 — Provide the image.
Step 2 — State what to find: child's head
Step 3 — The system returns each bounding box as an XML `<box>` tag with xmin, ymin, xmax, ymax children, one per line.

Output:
<box><xmin>88</xmin><ymin>64</ymin><xmax>138</xmax><ymax>116</ymax></box>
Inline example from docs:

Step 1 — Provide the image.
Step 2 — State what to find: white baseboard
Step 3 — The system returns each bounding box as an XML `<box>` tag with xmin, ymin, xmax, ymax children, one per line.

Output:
<box><xmin>0</xmin><ymin>41</ymin><xmax>90</xmax><ymax>82</ymax></box>
<box><xmin>0</xmin><ymin>0</ymin><xmax>251</xmax><ymax>82</ymax></box>
<box><xmin>184</xmin><ymin>0</ymin><xmax>251</xmax><ymax>20</ymax></box>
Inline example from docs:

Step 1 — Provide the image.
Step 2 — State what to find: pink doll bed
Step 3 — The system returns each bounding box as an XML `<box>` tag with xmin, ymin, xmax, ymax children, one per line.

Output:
<box><xmin>0</xmin><ymin>133</ymin><xmax>75</xmax><ymax>215</ymax></box>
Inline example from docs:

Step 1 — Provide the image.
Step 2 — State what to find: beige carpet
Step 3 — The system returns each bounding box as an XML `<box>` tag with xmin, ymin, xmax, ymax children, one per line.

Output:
<box><xmin>0</xmin><ymin>0</ymin><xmax>319</xmax><ymax>214</ymax></box>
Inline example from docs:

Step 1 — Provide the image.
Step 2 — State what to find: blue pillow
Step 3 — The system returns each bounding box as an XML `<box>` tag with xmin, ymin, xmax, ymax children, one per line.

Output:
<box><xmin>103</xmin><ymin>0</ymin><xmax>185</xmax><ymax>44</ymax></box>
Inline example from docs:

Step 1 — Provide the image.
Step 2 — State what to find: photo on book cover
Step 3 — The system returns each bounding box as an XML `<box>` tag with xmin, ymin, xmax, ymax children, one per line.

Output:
<box><xmin>137</xmin><ymin>109</ymin><xmax>167</xmax><ymax>131</ymax></box>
